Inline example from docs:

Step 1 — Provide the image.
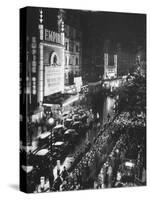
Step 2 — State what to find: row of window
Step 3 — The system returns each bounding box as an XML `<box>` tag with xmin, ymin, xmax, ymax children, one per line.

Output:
<box><xmin>65</xmin><ymin>55</ymin><xmax>79</xmax><ymax>66</ymax></box>
<box><xmin>65</xmin><ymin>40</ymin><xmax>80</xmax><ymax>53</ymax></box>
<box><xmin>64</xmin><ymin>70</ymin><xmax>81</xmax><ymax>85</ymax></box>
<box><xmin>64</xmin><ymin>25</ymin><xmax>82</xmax><ymax>41</ymax></box>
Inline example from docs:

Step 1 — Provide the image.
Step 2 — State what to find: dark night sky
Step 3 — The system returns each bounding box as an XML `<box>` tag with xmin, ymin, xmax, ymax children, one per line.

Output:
<box><xmin>25</xmin><ymin>7</ymin><xmax>146</xmax><ymax>51</ymax></box>
<box><xmin>80</xmin><ymin>11</ymin><xmax>146</xmax><ymax>51</ymax></box>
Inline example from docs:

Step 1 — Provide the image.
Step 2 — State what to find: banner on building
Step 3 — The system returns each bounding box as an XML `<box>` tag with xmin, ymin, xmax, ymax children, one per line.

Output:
<box><xmin>74</xmin><ymin>76</ymin><xmax>83</xmax><ymax>92</ymax></box>
<box><xmin>44</xmin><ymin>66</ymin><xmax>64</xmax><ymax>96</ymax></box>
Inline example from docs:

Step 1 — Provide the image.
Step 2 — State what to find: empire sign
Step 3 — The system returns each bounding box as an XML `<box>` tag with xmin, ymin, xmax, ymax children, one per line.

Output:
<box><xmin>45</xmin><ymin>28</ymin><xmax>63</xmax><ymax>45</ymax></box>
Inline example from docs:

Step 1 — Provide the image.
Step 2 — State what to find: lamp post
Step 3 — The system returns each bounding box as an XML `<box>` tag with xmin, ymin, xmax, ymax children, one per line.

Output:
<box><xmin>48</xmin><ymin>117</ymin><xmax>55</xmax><ymax>161</ymax></box>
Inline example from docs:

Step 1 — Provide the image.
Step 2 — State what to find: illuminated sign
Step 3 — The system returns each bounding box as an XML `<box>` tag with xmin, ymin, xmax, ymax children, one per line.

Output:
<box><xmin>31</xmin><ymin>36</ymin><xmax>37</xmax><ymax>95</ymax></box>
<box><xmin>74</xmin><ymin>76</ymin><xmax>83</xmax><ymax>92</ymax></box>
<box><xmin>64</xmin><ymin>85</ymin><xmax>77</xmax><ymax>94</ymax></box>
<box><xmin>44</xmin><ymin>66</ymin><xmax>64</xmax><ymax>96</ymax></box>
<box><xmin>45</xmin><ymin>29</ymin><xmax>63</xmax><ymax>45</ymax></box>
<box><xmin>105</xmin><ymin>65</ymin><xmax>117</xmax><ymax>79</ymax></box>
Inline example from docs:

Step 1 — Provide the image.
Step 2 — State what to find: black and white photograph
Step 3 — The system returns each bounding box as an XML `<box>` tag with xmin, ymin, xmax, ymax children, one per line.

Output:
<box><xmin>20</xmin><ymin>6</ymin><xmax>146</xmax><ymax>194</ymax></box>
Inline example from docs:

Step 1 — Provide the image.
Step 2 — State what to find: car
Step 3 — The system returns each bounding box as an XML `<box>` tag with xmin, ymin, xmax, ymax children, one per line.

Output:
<box><xmin>64</xmin><ymin>118</ymin><xmax>73</xmax><ymax>129</ymax></box>
<box><xmin>52</xmin><ymin>124</ymin><xmax>67</xmax><ymax>141</ymax></box>
<box><xmin>64</xmin><ymin>129</ymin><xmax>79</xmax><ymax>144</ymax></box>
<box><xmin>53</xmin><ymin>141</ymin><xmax>69</xmax><ymax>160</ymax></box>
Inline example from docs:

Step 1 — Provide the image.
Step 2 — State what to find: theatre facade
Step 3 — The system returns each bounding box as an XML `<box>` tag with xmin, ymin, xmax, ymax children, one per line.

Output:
<box><xmin>22</xmin><ymin>8</ymin><xmax>82</xmax><ymax>122</ymax></box>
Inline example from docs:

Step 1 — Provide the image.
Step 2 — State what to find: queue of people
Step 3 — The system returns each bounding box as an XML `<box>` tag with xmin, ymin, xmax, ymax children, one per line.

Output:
<box><xmin>96</xmin><ymin>117</ymin><xmax>146</xmax><ymax>189</ymax></box>
<box><xmin>47</xmin><ymin>116</ymin><xmax>120</xmax><ymax>192</ymax></box>
<box><xmin>22</xmin><ymin>97</ymin><xmax>146</xmax><ymax>193</ymax></box>
<box><xmin>48</xmin><ymin>109</ymin><xmax>145</xmax><ymax>192</ymax></box>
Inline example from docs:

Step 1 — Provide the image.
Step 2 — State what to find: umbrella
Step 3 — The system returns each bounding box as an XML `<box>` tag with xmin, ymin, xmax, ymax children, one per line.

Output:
<box><xmin>73</xmin><ymin>114</ymin><xmax>79</xmax><ymax>118</ymax></box>
<box><xmin>66</xmin><ymin>118</ymin><xmax>73</xmax><ymax>122</ymax></box>
<box><xmin>35</xmin><ymin>149</ymin><xmax>49</xmax><ymax>156</ymax></box>
<box><xmin>38</xmin><ymin>132</ymin><xmax>51</xmax><ymax>139</ymax></box>
<box><xmin>54</xmin><ymin>141</ymin><xmax>64</xmax><ymax>146</ymax></box>
<box><xmin>53</xmin><ymin>124</ymin><xmax>66</xmax><ymax>129</ymax></box>
<box><xmin>63</xmin><ymin>113</ymin><xmax>68</xmax><ymax>117</ymax></box>
<box><xmin>63</xmin><ymin>111</ymin><xmax>70</xmax><ymax>116</ymax></box>
<box><xmin>72</xmin><ymin>121</ymin><xmax>82</xmax><ymax>125</ymax></box>
<box><xmin>21</xmin><ymin>165</ymin><xmax>33</xmax><ymax>173</ymax></box>
<box><xmin>64</xmin><ymin>129</ymin><xmax>78</xmax><ymax>136</ymax></box>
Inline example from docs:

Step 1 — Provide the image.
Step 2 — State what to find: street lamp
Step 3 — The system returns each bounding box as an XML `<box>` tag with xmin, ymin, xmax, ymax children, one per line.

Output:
<box><xmin>48</xmin><ymin>117</ymin><xmax>55</xmax><ymax>125</ymax></box>
<box><xmin>47</xmin><ymin>117</ymin><xmax>55</xmax><ymax>161</ymax></box>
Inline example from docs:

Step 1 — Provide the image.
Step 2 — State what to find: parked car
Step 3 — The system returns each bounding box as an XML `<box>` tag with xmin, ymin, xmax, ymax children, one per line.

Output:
<box><xmin>52</xmin><ymin>125</ymin><xmax>67</xmax><ymax>142</ymax></box>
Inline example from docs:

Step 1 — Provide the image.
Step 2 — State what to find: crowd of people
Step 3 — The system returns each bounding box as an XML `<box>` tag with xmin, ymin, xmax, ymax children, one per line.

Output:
<box><xmin>47</xmin><ymin>116</ymin><xmax>121</xmax><ymax>192</ymax></box>
<box><xmin>21</xmin><ymin>95</ymin><xmax>146</xmax><ymax>193</ymax></box>
<box><xmin>43</xmin><ymin>110</ymin><xmax>145</xmax><ymax>192</ymax></box>
<box><xmin>95</xmin><ymin>112</ymin><xmax>146</xmax><ymax>189</ymax></box>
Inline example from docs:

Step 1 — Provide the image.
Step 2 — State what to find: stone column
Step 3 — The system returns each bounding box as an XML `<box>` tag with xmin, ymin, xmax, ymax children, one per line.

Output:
<box><xmin>104</xmin><ymin>53</ymin><xmax>108</xmax><ymax>79</ymax></box>
<box><xmin>61</xmin><ymin>21</ymin><xmax>65</xmax><ymax>93</ymax></box>
<box><xmin>57</xmin><ymin>9</ymin><xmax>65</xmax><ymax>94</ymax></box>
<box><xmin>114</xmin><ymin>54</ymin><xmax>117</xmax><ymax>78</ymax></box>
<box><xmin>37</xmin><ymin>43</ymin><xmax>44</xmax><ymax>104</ymax></box>
<box><xmin>37</xmin><ymin>9</ymin><xmax>44</xmax><ymax>105</ymax></box>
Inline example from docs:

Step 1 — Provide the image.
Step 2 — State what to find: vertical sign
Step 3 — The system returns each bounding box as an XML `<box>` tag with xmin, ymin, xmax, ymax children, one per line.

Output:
<box><xmin>31</xmin><ymin>36</ymin><xmax>37</xmax><ymax>95</ymax></box>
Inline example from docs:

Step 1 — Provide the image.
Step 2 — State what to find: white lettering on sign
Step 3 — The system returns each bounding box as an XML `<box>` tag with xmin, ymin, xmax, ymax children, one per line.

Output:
<box><xmin>45</xmin><ymin>29</ymin><xmax>62</xmax><ymax>45</ymax></box>
<box><xmin>44</xmin><ymin>66</ymin><xmax>64</xmax><ymax>96</ymax></box>
<box><xmin>31</xmin><ymin>37</ymin><xmax>37</xmax><ymax>94</ymax></box>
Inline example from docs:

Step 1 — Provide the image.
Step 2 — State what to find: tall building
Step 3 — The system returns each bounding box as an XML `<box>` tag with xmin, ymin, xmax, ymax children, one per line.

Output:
<box><xmin>63</xmin><ymin>10</ymin><xmax>82</xmax><ymax>86</ymax></box>
<box><xmin>104</xmin><ymin>53</ymin><xmax>117</xmax><ymax>79</ymax></box>
<box><xmin>21</xmin><ymin>7</ymin><xmax>83</xmax><ymax>122</ymax></box>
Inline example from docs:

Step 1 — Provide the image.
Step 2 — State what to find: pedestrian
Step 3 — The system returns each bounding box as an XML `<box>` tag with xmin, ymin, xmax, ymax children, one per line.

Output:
<box><xmin>107</xmin><ymin>164</ymin><xmax>113</xmax><ymax>188</ymax></box>
<box><xmin>53</xmin><ymin>175</ymin><xmax>62</xmax><ymax>191</ymax></box>
<box><xmin>62</xmin><ymin>166</ymin><xmax>68</xmax><ymax>180</ymax></box>
<box><xmin>107</xmin><ymin>113</ymin><xmax>111</xmax><ymax>122</ymax></box>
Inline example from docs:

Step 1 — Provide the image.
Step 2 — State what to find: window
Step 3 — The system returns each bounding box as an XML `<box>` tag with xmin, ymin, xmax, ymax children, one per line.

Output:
<box><xmin>69</xmin><ymin>40</ymin><xmax>73</xmax><ymax>52</ymax></box>
<box><xmin>76</xmin><ymin>45</ymin><xmax>79</xmax><ymax>52</ymax></box>
<box><xmin>50</xmin><ymin>51</ymin><xmax>59</xmax><ymax>66</ymax></box>
<box><xmin>65</xmin><ymin>42</ymin><xmax>68</xmax><ymax>50</ymax></box>
<box><xmin>109</xmin><ymin>55</ymin><xmax>114</xmax><ymax>66</ymax></box>
<box><xmin>76</xmin><ymin>57</ymin><xmax>79</xmax><ymax>65</ymax></box>
<box><xmin>65</xmin><ymin>56</ymin><xmax>67</xmax><ymax>66</ymax></box>
<box><xmin>69</xmin><ymin>57</ymin><xmax>72</xmax><ymax>65</ymax></box>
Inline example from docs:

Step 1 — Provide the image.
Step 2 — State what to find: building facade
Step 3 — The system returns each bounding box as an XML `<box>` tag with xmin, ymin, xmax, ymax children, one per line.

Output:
<box><xmin>21</xmin><ymin>8</ymin><xmax>83</xmax><ymax>122</ymax></box>
<box><xmin>104</xmin><ymin>53</ymin><xmax>117</xmax><ymax>79</ymax></box>
<box><xmin>64</xmin><ymin>11</ymin><xmax>82</xmax><ymax>86</ymax></box>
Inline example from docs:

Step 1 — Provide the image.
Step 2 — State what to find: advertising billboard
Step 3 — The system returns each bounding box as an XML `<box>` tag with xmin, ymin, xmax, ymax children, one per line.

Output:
<box><xmin>105</xmin><ymin>65</ymin><xmax>117</xmax><ymax>79</ymax></box>
<box><xmin>44</xmin><ymin>66</ymin><xmax>64</xmax><ymax>96</ymax></box>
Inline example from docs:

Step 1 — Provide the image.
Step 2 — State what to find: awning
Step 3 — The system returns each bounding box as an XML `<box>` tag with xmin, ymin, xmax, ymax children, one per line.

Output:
<box><xmin>62</xmin><ymin>94</ymin><xmax>79</xmax><ymax>107</ymax></box>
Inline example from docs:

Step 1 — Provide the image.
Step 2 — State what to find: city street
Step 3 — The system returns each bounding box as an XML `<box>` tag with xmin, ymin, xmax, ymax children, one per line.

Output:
<box><xmin>20</xmin><ymin>7</ymin><xmax>146</xmax><ymax>193</ymax></box>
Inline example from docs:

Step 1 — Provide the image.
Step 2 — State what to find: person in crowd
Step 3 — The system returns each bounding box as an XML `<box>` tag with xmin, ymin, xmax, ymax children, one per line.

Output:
<box><xmin>107</xmin><ymin>113</ymin><xmax>111</xmax><ymax>122</ymax></box>
<box><xmin>37</xmin><ymin>176</ymin><xmax>50</xmax><ymax>193</ymax></box>
<box><xmin>61</xmin><ymin>166</ymin><xmax>68</xmax><ymax>181</ymax></box>
<box><xmin>47</xmin><ymin>164</ymin><xmax>54</xmax><ymax>190</ymax></box>
<box><xmin>33</xmin><ymin>103</ymin><xmax>145</xmax><ymax>192</ymax></box>
<box><xmin>107</xmin><ymin>163</ymin><xmax>113</xmax><ymax>188</ymax></box>
<box><xmin>53</xmin><ymin>175</ymin><xmax>63</xmax><ymax>191</ymax></box>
